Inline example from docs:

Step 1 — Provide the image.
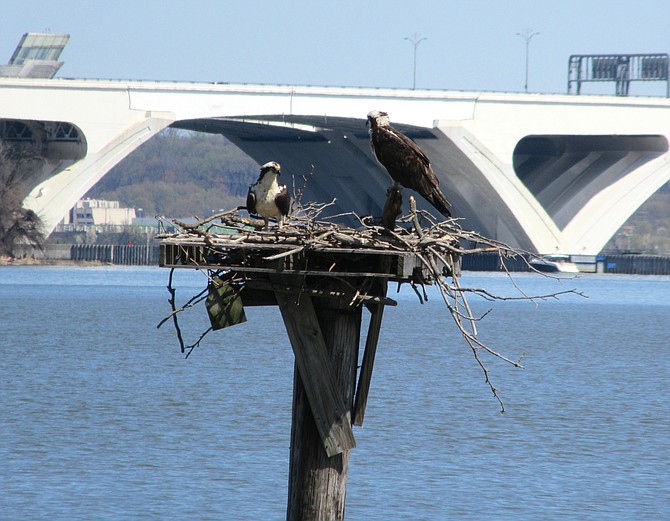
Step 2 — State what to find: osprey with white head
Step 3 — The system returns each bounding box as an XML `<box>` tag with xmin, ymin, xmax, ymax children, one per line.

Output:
<box><xmin>246</xmin><ymin>161</ymin><xmax>291</xmax><ymax>229</ymax></box>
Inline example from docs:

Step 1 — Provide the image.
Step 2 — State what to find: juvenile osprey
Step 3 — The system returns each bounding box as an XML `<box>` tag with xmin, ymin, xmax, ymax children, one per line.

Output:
<box><xmin>246</xmin><ymin>161</ymin><xmax>290</xmax><ymax>229</ymax></box>
<box><xmin>367</xmin><ymin>110</ymin><xmax>451</xmax><ymax>218</ymax></box>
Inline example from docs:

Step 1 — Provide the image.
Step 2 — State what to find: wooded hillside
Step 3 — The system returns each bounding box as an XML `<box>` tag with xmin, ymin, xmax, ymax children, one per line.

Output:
<box><xmin>87</xmin><ymin>129</ymin><xmax>670</xmax><ymax>255</ymax></box>
<box><xmin>86</xmin><ymin>129</ymin><xmax>258</xmax><ymax>218</ymax></box>
<box><xmin>603</xmin><ymin>184</ymin><xmax>670</xmax><ymax>255</ymax></box>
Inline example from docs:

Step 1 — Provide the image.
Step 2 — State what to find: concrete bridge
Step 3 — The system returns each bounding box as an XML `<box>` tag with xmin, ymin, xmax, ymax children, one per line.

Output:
<box><xmin>2</xmin><ymin>77</ymin><xmax>669</xmax><ymax>255</ymax></box>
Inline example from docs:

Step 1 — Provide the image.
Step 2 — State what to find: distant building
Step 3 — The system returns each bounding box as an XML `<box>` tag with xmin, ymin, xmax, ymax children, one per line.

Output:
<box><xmin>64</xmin><ymin>199</ymin><xmax>136</xmax><ymax>226</ymax></box>
<box><xmin>0</xmin><ymin>32</ymin><xmax>69</xmax><ymax>79</ymax></box>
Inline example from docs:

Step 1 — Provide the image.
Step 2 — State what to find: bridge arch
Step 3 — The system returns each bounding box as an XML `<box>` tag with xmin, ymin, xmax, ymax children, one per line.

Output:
<box><xmin>513</xmin><ymin>134</ymin><xmax>669</xmax><ymax>229</ymax></box>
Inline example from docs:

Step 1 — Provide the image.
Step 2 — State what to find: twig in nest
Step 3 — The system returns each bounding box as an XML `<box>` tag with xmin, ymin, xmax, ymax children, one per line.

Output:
<box><xmin>263</xmin><ymin>246</ymin><xmax>306</xmax><ymax>261</ymax></box>
<box><xmin>291</xmin><ymin>164</ymin><xmax>315</xmax><ymax>212</ymax></box>
<box><xmin>414</xmin><ymin>249</ymin><xmax>518</xmax><ymax>412</ymax></box>
<box><xmin>453</xmin><ymin>286</ymin><xmax>585</xmax><ymax>303</ymax></box>
<box><xmin>160</xmin><ymin>268</ymin><xmax>219</xmax><ymax>357</ymax></box>
<box><xmin>409</xmin><ymin>281</ymin><xmax>425</xmax><ymax>304</ymax></box>
<box><xmin>408</xmin><ymin>196</ymin><xmax>424</xmax><ymax>239</ymax></box>
<box><xmin>173</xmin><ymin>207</ymin><xmax>245</xmax><ymax>232</ymax></box>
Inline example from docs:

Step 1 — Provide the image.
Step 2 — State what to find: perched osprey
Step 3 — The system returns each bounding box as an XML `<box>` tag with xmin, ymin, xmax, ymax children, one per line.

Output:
<box><xmin>246</xmin><ymin>161</ymin><xmax>291</xmax><ymax>229</ymax></box>
<box><xmin>367</xmin><ymin>110</ymin><xmax>451</xmax><ymax>218</ymax></box>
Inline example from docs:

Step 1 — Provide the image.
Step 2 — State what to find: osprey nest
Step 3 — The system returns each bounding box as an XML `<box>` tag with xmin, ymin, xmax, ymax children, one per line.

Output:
<box><xmin>159</xmin><ymin>198</ymin><xmax>526</xmax><ymax>278</ymax></box>
<box><xmin>156</xmin><ymin>199</ymin><xmax>578</xmax><ymax>412</ymax></box>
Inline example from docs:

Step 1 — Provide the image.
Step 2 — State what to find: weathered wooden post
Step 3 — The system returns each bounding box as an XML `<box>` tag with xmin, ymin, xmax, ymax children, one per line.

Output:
<box><xmin>271</xmin><ymin>264</ymin><xmax>392</xmax><ymax>519</ymax></box>
<box><xmin>278</xmin><ymin>278</ymin><xmax>362</xmax><ymax>520</ymax></box>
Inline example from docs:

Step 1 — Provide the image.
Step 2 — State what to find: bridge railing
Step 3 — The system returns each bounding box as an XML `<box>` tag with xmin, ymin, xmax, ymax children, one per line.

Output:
<box><xmin>568</xmin><ymin>53</ymin><xmax>670</xmax><ymax>97</ymax></box>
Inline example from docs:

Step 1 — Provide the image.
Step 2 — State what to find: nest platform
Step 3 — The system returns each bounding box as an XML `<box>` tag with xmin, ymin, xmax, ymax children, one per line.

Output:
<box><xmin>158</xmin><ymin>209</ymin><xmax>464</xmax><ymax>303</ymax></box>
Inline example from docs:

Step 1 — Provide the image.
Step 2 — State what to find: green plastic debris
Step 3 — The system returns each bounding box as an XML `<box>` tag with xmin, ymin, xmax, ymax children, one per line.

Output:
<box><xmin>205</xmin><ymin>275</ymin><xmax>247</xmax><ymax>330</ymax></box>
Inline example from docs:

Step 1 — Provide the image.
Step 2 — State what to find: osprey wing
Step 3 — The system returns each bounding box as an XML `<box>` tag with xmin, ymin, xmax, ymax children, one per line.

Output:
<box><xmin>246</xmin><ymin>184</ymin><xmax>257</xmax><ymax>215</ymax></box>
<box><xmin>374</xmin><ymin>126</ymin><xmax>437</xmax><ymax>191</ymax></box>
<box><xmin>372</xmin><ymin>127</ymin><xmax>413</xmax><ymax>184</ymax></box>
<box><xmin>275</xmin><ymin>184</ymin><xmax>291</xmax><ymax>217</ymax></box>
<box><xmin>374</xmin><ymin>125</ymin><xmax>451</xmax><ymax>217</ymax></box>
<box><xmin>395</xmin><ymin>129</ymin><xmax>432</xmax><ymax>170</ymax></box>
<box><xmin>395</xmin><ymin>129</ymin><xmax>441</xmax><ymax>191</ymax></box>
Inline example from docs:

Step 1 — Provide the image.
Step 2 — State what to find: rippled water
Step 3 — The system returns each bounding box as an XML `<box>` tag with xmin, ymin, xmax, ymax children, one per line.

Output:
<box><xmin>1</xmin><ymin>266</ymin><xmax>668</xmax><ymax>520</ymax></box>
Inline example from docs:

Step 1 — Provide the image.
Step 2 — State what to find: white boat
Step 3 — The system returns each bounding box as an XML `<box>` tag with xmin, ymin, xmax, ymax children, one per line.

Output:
<box><xmin>530</xmin><ymin>256</ymin><xmax>580</xmax><ymax>273</ymax></box>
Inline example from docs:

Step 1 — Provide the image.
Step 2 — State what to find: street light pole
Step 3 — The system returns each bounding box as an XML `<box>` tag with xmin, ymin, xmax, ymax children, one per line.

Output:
<box><xmin>516</xmin><ymin>28</ymin><xmax>540</xmax><ymax>92</ymax></box>
<box><xmin>404</xmin><ymin>33</ymin><xmax>427</xmax><ymax>90</ymax></box>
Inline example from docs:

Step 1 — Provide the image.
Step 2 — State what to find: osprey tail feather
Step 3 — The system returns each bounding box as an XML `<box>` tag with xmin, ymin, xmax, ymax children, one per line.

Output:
<box><xmin>426</xmin><ymin>189</ymin><xmax>452</xmax><ymax>218</ymax></box>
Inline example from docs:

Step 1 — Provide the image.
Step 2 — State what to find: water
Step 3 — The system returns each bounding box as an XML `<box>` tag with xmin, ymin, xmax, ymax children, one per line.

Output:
<box><xmin>1</xmin><ymin>266</ymin><xmax>668</xmax><ymax>520</ymax></box>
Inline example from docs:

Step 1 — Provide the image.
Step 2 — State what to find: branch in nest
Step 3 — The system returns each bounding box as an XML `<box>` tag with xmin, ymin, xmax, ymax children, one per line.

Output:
<box><xmin>417</xmin><ymin>251</ymin><xmax>513</xmax><ymax>412</ymax></box>
<box><xmin>408</xmin><ymin>196</ymin><xmax>424</xmax><ymax>239</ymax></box>
<box><xmin>413</xmin><ymin>238</ymin><xmax>585</xmax><ymax>412</ymax></box>
<box><xmin>292</xmin><ymin>164</ymin><xmax>315</xmax><ymax>209</ymax></box>
<box><xmin>173</xmin><ymin>207</ymin><xmax>246</xmax><ymax>232</ymax></box>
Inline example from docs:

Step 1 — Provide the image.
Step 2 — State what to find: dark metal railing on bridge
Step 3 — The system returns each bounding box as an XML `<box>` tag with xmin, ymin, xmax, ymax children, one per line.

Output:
<box><xmin>462</xmin><ymin>252</ymin><xmax>670</xmax><ymax>275</ymax></box>
<box><xmin>568</xmin><ymin>53</ymin><xmax>669</xmax><ymax>97</ymax></box>
<box><xmin>0</xmin><ymin>119</ymin><xmax>81</xmax><ymax>142</ymax></box>
<box><xmin>601</xmin><ymin>254</ymin><xmax>670</xmax><ymax>275</ymax></box>
<box><xmin>70</xmin><ymin>244</ymin><xmax>160</xmax><ymax>265</ymax></box>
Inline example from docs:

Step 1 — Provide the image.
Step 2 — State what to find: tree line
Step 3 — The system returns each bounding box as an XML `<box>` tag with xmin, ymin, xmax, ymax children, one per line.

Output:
<box><xmin>86</xmin><ymin>128</ymin><xmax>259</xmax><ymax>218</ymax></box>
<box><xmin>0</xmin><ymin>142</ymin><xmax>45</xmax><ymax>257</ymax></box>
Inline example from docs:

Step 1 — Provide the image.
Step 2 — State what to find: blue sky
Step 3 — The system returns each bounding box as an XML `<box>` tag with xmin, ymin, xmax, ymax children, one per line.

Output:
<box><xmin>2</xmin><ymin>0</ymin><xmax>669</xmax><ymax>95</ymax></box>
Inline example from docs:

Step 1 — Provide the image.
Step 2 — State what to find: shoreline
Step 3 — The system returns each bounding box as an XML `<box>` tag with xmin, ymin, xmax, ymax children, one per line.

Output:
<box><xmin>0</xmin><ymin>257</ymin><xmax>108</xmax><ymax>267</ymax></box>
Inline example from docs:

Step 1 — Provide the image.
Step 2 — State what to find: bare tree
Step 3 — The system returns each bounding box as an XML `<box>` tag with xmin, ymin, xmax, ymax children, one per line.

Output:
<box><xmin>0</xmin><ymin>141</ymin><xmax>46</xmax><ymax>257</ymax></box>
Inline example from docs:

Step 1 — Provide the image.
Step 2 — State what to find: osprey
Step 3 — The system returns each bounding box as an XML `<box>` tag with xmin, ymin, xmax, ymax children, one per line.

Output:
<box><xmin>367</xmin><ymin>110</ymin><xmax>451</xmax><ymax>218</ymax></box>
<box><xmin>246</xmin><ymin>161</ymin><xmax>291</xmax><ymax>229</ymax></box>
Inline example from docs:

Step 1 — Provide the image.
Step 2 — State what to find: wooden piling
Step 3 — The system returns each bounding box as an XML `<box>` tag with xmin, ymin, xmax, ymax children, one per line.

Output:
<box><xmin>280</xmin><ymin>279</ymin><xmax>362</xmax><ymax>521</ymax></box>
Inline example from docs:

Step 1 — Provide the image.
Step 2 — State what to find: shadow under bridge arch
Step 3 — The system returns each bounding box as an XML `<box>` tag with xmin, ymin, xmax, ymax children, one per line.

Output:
<box><xmin>171</xmin><ymin>115</ymin><xmax>441</xmax><ymax>224</ymax></box>
<box><xmin>513</xmin><ymin>134</ymin><xmax>668</xmax><ymax>230</ymax></box>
